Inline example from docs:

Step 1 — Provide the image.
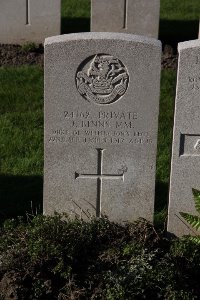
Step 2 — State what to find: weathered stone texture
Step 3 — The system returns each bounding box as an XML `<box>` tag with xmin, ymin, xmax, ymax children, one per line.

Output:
<box><xmin>168</xmin><ymin>40</ymin><xmax>200</xmax><ymax>236</ymax></box>
<box><xmin>44</xmin><ymin>33</ymin><xmax>161</xmax><ymax>222</ymax></box>
<box><xmin>91</xmin><ymin>0</ymin><xmax>160</xmax><ymax>38</ymax></box>
<box><xmin>0</xmin><ymin>0</ymin><xmax>60</xmax><ymax>44</ymax></box>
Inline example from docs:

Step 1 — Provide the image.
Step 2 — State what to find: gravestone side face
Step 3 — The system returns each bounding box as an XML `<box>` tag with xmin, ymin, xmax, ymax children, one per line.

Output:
<box><xmin>44</xmin><ymin>33</ymin><xmax>161</xmax><ymax>222</ymax></box>
<box><xmin>0</xmin><ymin>0</ymin><xmax>60</xmax><ymax>44</ymax></box>
<box><xmin>168</xmin><ymin>40</ymin><xmax>200</xmax><ymax>237</ymax></box>
<box><xmin>91</xmin><ymin>0</ymin><xmax>160</xmax><ymax>39</ymax></box>
<box><xmin>199</xmin><ymin>19</ymin><xmax>200</xmax><ymax>38</ymax></box>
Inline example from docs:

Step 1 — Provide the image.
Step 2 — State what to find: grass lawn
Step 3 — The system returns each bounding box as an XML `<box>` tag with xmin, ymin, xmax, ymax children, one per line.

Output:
<box><xmin>0</xmin><ymin>66</ymin><xmax>43</xmax><ymax>176</ymax></box>
<box><xmin>160</xmin><ymin>0</ymin><xmax>200</xmax><ymax>21</ymax></box>
<box><xmin>0</xmin><ymin>67</ymin><xmax>44</xmax><ymax>220</ymax></box>
<box><xmin>61</xmin><ymin>0</ymin><xmax>200</xmax><ymax>21</ymax></box>
<box><xmin>61</xmin><ymin>0</ymin><xmax>200</xmax><ymax>44</ymax></box>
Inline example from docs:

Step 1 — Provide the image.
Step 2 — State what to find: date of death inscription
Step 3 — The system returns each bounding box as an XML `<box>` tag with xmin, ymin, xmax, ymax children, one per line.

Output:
<box><xmin>48</xmin><ymin>111</ymin><xmax>153</xmax><ymax>145</ymax></box>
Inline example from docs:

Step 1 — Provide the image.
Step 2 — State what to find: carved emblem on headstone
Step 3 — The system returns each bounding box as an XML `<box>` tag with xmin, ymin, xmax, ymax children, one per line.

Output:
<box><xmin>76</xmin><ymin>54</ymin><xmax>129</xmax><ymax>105</ymax></box>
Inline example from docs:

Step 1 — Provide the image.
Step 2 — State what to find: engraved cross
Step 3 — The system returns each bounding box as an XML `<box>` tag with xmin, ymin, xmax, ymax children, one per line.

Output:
<box><xmin>75</xmin><ymin>148</ymin><xmax>124</xmax><ymax>217</ymax></box>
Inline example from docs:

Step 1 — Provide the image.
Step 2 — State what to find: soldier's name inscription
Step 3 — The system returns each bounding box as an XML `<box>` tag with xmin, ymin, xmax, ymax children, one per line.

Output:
<box><xmin>65</xmin><ymin>110</ymin><xmax>138</xmax><ymax>130</ymax></box>
<box><xmin>48</xmin><ymin>110</ymin><xmax>152</xmax><ymax>145</ymax></box>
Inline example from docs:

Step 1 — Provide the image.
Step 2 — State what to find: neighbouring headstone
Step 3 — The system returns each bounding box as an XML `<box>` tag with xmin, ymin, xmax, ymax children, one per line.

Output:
<box><xmin>0</xmin><ymin>0</ymin><xmax>60</xmax><ymax>44</ymax></box>
<box><xmin>199</xmin><ymin>19</ymin><xmax>200</xmax><ymax>38</ymax></box>
<box><xmin>91</xmin><ymin>0</ymin><xmax>160</xmax><ymax>38</ymax></box>
<box><xmin>44</xmin><ymin>32</ymin><xmax>161</xmax><ymax>222</ymax></box>
<box><xmin>168</xmin><ymin>39</ymin><xmax>200</xmax><ymax>236</ymax></box>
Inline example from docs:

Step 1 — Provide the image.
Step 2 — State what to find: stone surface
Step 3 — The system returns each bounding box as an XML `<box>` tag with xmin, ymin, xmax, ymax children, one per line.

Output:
<box><xmin>199</xmin><ymin>19</ymin><xmax>200</xmax><ymax>38</ymax></box>
<box><xmin>44</xmin><ymin>32</ymin><xmax>161</xmax><ymax>222</ymax></box>
<box><xmin>168</xmin><ymin>39</ymin><xmax>200</xmax><ymax>237</ymax></box>
<box><xmin>0</xmin><ymin>0</ymin><xmax>60</xmax><ymax>44</ymax></box>
<box><xmin>91</xmin><ymin>0</ymin><xmax>160</xmax><ymax>38</ymax></box>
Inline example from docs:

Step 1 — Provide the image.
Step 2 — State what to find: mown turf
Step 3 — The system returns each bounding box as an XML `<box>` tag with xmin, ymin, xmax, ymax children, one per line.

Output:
<box><xmin>156</xmin><ymin>70</ymin><xmax>176</xmax><ymax>184</ymax></box>
<box><xmin>0</xmin><ymin>67</ymin><xmax>43</xmax><ymax>221</ymax></box>
<box><xmin>61</xmin><ymin>0</ymin><xmax>90</xmax><ymax>33</ymax></box>
<box><xmin>61</xmin><ymin>0</ymin><xmax>200</xmax><ymax>45</ymax></box>
<box><xmin>62</xmin><ymin>0</ymin><xmax>90</xmax><ymax>18</ymax></box>
<box><xmin>160</xmin><ymin>0</ymin><xmax>200</xmax><ymax>45</ymax></box>
<box><xmin>0</xmin><ymin>66</ymin><xmax>43</xmax><ymax>176</ymax></box>
<box><xmin>61</xmin><ymin>0</ymin><xmax>200</xmax><ymax>21</ymax></box>
<box><xmin>160</xmin><ymin>0</ymin><xmax>200</xmax><ymax>21</ymax></box>
<box><xmin>154</xmin><ymin>70</ymin><xmax>177</xmax><ymax>226</ymax></box>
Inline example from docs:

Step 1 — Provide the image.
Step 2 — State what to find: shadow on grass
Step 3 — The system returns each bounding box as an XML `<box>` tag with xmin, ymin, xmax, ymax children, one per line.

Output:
<box><xmin>61</xmin><ymin>17</ymin><xmax>90</xmax><ymax>34</ymax></box>
<box><xmin>0</xmin><ymin>175</ymin><xmax>43</xmax><ymax>224</ymax></box>
<box><xmin>61</xmin><ymin>17</ymin><xmax>199</xmax><ymax>50</ymax></box>
<box><xmin>155</xmin><ymin>181</ymin><xmax>169</xmax><ymax>212</ymax></box>
<box><xmin>154</xmin><ymin>181</ymin><xmax>169</xmax><ymax>230</ymax></box>
<box><xmin>61</xmin><ymin>17</ymin><xmax>199</xmax><ymax>49</ymax></box>
<box><xmin>0</xmin><ymin>174</ymin><xmax>169</xmax><ymax>230</ymax></box>
<box><xmin>159</xmin><ymin>19</ymin><xmax>199</xmax><ymax>50</ymax></box>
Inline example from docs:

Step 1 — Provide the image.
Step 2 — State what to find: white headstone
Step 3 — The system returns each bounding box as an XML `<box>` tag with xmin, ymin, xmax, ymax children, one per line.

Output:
<box><xmin>0</xmin><ymin>0</ymin><xmax>60</xmax><ymax>44</ymax></box>
<box><xmin>91</xmin><ymin>0</ymin><xmax>160</xmax><ymax>38</ymax></box>
<box><xmin>168</xmin><ymin>39</ymin><xmax>200</xmax><ymax>236</ymax></box>
<box><xmin>44</xmin><ymin>33</ymin><xmax>161</xmax><ymax>222</ymax></box>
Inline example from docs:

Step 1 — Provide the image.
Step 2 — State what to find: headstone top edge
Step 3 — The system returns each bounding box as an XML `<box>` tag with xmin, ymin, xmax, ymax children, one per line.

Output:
<box><xmin>178</xmin><ymin>39</ymin><xmax>200</xmax><ymax>52</ymax></box>
<box><xmin>45</xmin><ymin>32</ymin><xmax>161</xmax><ymax>47</ymax></box>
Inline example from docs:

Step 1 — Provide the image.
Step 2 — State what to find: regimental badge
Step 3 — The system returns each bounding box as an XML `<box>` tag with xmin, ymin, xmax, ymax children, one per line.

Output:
<box><xmin>76</xmin><ymin>54</ymin><xmax>129</xmax><ymax>105</ymax></box>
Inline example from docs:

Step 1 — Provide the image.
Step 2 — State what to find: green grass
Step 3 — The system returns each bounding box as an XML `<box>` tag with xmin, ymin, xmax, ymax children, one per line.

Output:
<box><xmin>160</xmin><ymin>0</ymin><xmax>200</xmax><ymax>44</ymax></box>
<box><xmin>156</xmin><ymin>70</ymin><xmax>176</xmax><ymax>184</ymax></box>
<box><xmin>61</xmin><ymin>0</ymin><xmax>200</xmax><ymax>21</ymax></box>
<box><xmin>0</xmin><ymin>67</ymin><xmax>43</xmax><ymax>220</ymax></box>
<box><xmin>154</xmin><ymin>70</ymin><xmax>176</xmax><ymax>227</ymax></box>
<box><xmin>61</xmin><ymin>0</ymin><xmax>90</xmax><ymax>33</ymax></box>
<box><xmin>160</xmin><ymin>0</ymin><xmax>200</xmax><ymax>21</ymax></box>
<box><xmin>62</xmin><ymin>0</ymin><xmax>90</xmax><ymax>19</ymax></box>
<box><xmin>0</xmin><ymin>66</ymin><xmax>43</xmax><ymax>176</ymax></box>
<box><xmin>61</xmin><ymin>0</ymin><xmax>200</xmax><ymax>43</ymax></box>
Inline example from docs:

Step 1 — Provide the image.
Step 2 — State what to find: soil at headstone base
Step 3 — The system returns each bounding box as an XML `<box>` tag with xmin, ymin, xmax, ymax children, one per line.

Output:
<box><xmin>0</xmin><ymin>44</ymin><xmax>177</xmax><ymax>70</ymax></box>
<box><xmin>0</xmin><ymin>44</ymin><xmax>44</xmax><ymax>67</ymax></box>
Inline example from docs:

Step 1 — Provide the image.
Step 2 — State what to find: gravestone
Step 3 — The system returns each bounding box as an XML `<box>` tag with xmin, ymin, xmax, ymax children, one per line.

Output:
<box><xmin>44</xmin><ymin>32</ymin><xmax>161</xmax><ymax>222</ymax></box>
<box><xmin>168</xmin><ymin>39</ymin><xmax>200</xmax><ymax>236</ymax></box>
<box><xmin>91</xmin><ymin>0</ymin><xmax>160</xmax><ymax>38</ymax></box>
<box><xmin>199</xmin><ymin>19</ymin><xmax>200</xmax><ymax>38</ymax></box>
<box><xmin>0</xmin><ymin>0</ymin><xmax>60</xmax><ymax>44</ymax></box>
